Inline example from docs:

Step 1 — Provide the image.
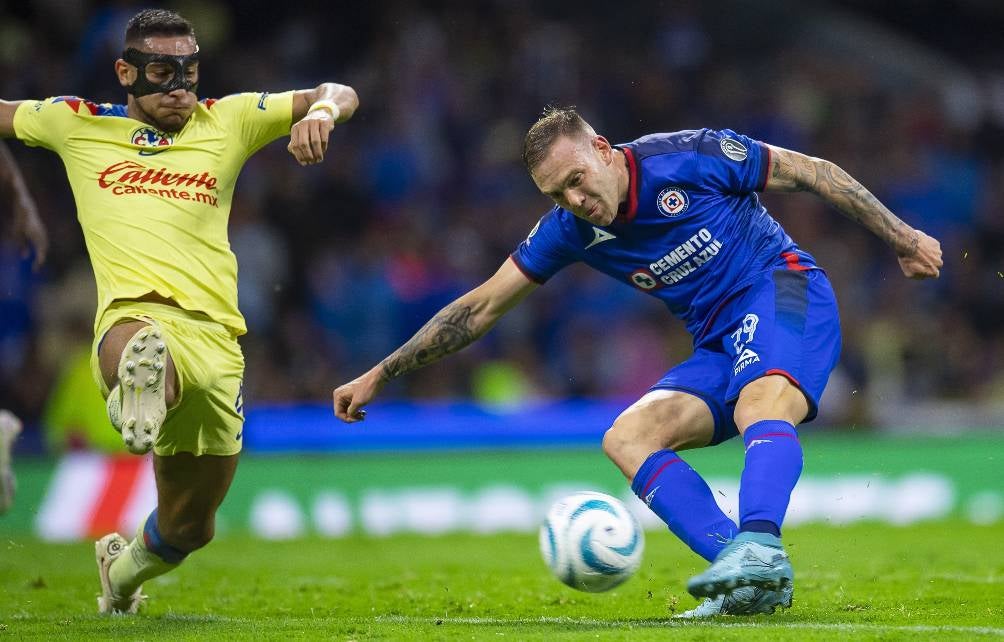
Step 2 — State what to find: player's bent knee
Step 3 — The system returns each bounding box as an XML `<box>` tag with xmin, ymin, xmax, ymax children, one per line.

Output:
<box><xmin>734</xmin><ymin>375</ymin><xmax>809</xmax><ymax>431</ymax></box>
<box><xmin>603</xmin><ymin>406</ymin><xmax>680</xmax><ymax>473</ymax></box>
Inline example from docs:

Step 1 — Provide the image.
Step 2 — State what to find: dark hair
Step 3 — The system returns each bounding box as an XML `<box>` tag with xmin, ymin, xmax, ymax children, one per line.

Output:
<box><xmin>124</xmin><ymin>9</ymin><xmax>195</xmax><ymax>47</ymax></box>
<box><xmin>522</xmin><ymin>106</ymin><xmax>591</xmax><ymax>173</ymax></box>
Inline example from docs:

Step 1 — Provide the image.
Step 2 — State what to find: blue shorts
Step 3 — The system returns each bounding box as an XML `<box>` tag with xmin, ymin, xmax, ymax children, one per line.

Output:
<box><xmin>651</xmin><ymin>268</ymin><xmax>841</xmax><ymax>446</ymax></box>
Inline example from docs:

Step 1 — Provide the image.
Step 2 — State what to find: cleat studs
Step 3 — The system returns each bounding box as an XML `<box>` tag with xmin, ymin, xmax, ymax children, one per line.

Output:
<box><xmin>152</xmin><ymin>330</ymin><xmax>161</xmax><ymax>339</ymax></box>
<box><xmin>132</xmin><ymin>343</ymin><xmax>144</xmax><ymax>353</ymax></box>
<box><xmin>125</xmin><ymin>360</ymin><xmax>136</xmax><ymax>372</ymax></box>
<box><xmin>153</xmin><ymin>361</ymin><xmax>164</xmax><ymax>371</ymax></box>
<box><xmin>146</xmin><ymin>375</ymin><xmax>157</xmax><ymax>386</ymax></box>
<box><xmin>155</xmin><ymin>342</ymin><xmax>165</xmax><ymax>353</ymax></box>
<box><xmin>138</xmin><ymin>330</ymin><xmax>149</xmax><ymax>340</ymax></box>
<box><xmin>123</xmin><ymin>376</ymin><xmax>134</xmax><ymax>387</ymax></box>
<box><xmin>124</xmin><ymin>418</ymin><xmax>136</xmax><ymax>430</ymax></box>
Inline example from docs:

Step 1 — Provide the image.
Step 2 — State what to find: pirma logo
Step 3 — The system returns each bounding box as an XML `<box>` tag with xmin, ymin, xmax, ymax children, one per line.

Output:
<box><xmin>719</xmin><ymin>137</ymin><xmax>748</xmax><ymax>162</ymax></box>
<box><xmin>657</xmin><ymin>187</ymin><xmax>689</xmax><ymax>217</ymax></box>
<box><xmin>131</xmin><ymin>127</ymin><xmax>173</xmax><ymax>155</ymax></box>
<box><xmin>733</xmin><ymin>348</ymin><xmax>760</xmax><ymax>375</ymax></box>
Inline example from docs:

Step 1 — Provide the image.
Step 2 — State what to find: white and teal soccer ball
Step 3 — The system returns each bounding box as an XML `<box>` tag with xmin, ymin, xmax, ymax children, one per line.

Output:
<box><xmin>539</xmin><ymin>491</ymin><xmax>644</xmax><ymax>592</ymax></box>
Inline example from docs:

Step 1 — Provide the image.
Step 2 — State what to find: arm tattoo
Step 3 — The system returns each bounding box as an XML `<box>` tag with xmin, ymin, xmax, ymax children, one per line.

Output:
<box><xmin>379</xmin><ymin>303</ymin><xmax>479</xmax><ymax>381</ymax></box>
<box><xmin>774</xmin><ymin>150</ymin><xmax>916</xmax><ymax>255</ymax></box>
<box><xmin>770</xmin><ymin>151</ymin><xmax>815</xmax><ymax>192</ymax></box>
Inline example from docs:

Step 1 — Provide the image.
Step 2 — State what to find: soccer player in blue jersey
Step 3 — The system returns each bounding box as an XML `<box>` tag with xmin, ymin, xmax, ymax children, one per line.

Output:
<box><xmin>333</xmin><ymin>107</ymin><xmax>943</xmax><ymax>617</ymax></box>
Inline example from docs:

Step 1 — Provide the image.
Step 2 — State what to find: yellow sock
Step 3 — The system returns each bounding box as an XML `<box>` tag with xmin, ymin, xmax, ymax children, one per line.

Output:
<box><xmin>108</xmin><ymin>522</ymin><xmax>179</xmax><ymax>596</ymax></box>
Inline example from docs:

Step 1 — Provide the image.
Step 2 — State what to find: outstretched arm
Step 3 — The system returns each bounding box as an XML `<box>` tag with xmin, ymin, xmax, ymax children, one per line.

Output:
<box><xmin>0</xmin><ymin>140</ymin><xmax>47</xmax><ymax>269</ymax></box>
<box><xmin>764</xmin><ymin>144</ymin><xmax>942</xmax><ymax>279</ymax></box>
<box><xmin>333</xmin><ymin>258</ymin><xmax>538</xmax><ymax>422</ymax></box>
<box><xmin>287</xmin><ymin>83</ymin><xmax>359</xmax><ymax>166</ymax></box>
<box><xmin>0</xmin><ymin>99</ymin><xmax>24</xmax><ymax>138</ymax></box>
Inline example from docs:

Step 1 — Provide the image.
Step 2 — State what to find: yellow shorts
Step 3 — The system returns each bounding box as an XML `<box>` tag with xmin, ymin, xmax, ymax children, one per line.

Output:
<box><xmin>90</xmin><ymin>301</ymin><xmax>245</xmax><ymax>457</ymax></box>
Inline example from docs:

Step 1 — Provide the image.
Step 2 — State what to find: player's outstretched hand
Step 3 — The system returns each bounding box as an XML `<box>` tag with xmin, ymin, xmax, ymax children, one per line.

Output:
<box><xmin>897</xmin><ymin>229</ymin><xmax>943</xmax><ymax>279</ymax></box>
<box><xmin>288</xmin><ymin>109</ymin><xmax>335</xmax><ymax>166</ymax></box>
<box><xmin>13</xmin><ymin>192</ymin><xmax>48</xmax><ymax>271</ymax></box>
<box><xmin>333</xmin><ymin>369</ymin><xmax>385</xmax><ymax>423</ymax></box>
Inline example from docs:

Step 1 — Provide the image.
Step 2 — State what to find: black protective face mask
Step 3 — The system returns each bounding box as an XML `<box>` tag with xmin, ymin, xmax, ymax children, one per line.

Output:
<box><xmin>122</xmin><ymin>47</ymin><xmax>200</xmax><ymax>97</ymax></box>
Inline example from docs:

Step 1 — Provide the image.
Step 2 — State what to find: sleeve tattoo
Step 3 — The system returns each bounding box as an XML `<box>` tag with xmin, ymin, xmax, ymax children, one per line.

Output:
<box><xmin>379</xmin><ymin>303</ymin><xmax>479</xmax><ymax>381</ymax></box>
<box><xmin>770</xmin><ymin>150</ymin><xmax>918</xmax><ymax>256</ymax></box>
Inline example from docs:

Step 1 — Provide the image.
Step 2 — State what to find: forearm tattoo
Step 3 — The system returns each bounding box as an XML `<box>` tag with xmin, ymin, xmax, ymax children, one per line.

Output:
<box><xmin>379</xmin><ymin>303</ymin><xmax>478</xmax><ymax>381</ymax></box>
<box><xmin>771</xmin><ymin>151</ymin><xmax>917</xmax><ymax>256</ymax></box>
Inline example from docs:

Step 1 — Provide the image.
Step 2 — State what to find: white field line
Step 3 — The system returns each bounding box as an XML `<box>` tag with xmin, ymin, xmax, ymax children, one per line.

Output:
<box><xmin>375</xmin><ymin>615</ymin><xmax>1004</xmax><ymax>636</ymax></box>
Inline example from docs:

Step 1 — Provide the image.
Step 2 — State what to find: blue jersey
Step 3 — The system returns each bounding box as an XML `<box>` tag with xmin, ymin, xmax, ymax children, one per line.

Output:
<box><xmin>511</xmin><ymin>129</ymin><xmax>819</xmax><ymax>337</ymax></box>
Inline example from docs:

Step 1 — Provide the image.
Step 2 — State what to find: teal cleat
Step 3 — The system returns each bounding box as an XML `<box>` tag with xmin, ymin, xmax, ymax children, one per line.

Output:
<box><xmin>686</xmin><ymin>531</ymin><xmax>793</xmax><ymax>599</ymax></box>
<box><xmin>675</xmin><ymin>584</ymin><xmax>794</xmax><ymax>618</ymax></box>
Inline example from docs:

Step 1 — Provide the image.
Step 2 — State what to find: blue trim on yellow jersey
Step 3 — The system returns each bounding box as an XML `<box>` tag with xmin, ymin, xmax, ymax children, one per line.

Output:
<box><xmin>51</xmin><ymin>96</ymin><xmax>127</xmax><ymax>117</ymax></box>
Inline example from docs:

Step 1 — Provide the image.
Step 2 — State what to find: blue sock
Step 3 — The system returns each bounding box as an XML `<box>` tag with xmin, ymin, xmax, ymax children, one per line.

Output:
<box><xmin>631</xmin><ymin>449</ymin><xmax>737</xmax><ymax>562</ymax></box>
<box><xmin>142</xmin><ymin>509</ymin><xmax>190</xmax><ymax>564</ymax></box>
<box><xmin>739</xmin><ymin>420</ymin><xmax>803</xmax><ymax>537</ymax></box>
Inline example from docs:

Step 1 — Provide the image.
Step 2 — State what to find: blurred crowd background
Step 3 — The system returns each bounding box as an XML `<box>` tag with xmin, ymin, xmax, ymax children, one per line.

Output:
<box><xmin>1</xmin><ymin>0</ymin><xmax>1002</xmax><ymax>452</ymax></box>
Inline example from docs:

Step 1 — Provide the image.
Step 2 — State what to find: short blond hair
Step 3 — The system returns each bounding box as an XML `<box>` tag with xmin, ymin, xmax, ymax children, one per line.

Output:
<box><xmin>522</xmin><ymin>106</ymin><xmax>592</xmax><ymax>172</ymax></box>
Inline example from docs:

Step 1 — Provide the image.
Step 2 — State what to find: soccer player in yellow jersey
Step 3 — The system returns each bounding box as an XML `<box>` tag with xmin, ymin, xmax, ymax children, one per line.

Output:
<box><xmin>0</xmin><ymin>9</ymin><xmax>358</xmax><ymax>613</ymax></box>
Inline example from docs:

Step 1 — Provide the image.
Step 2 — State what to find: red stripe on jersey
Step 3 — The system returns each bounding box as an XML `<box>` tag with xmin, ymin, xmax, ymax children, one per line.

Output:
<box><xmin>85</xmin><ymin>456</ymin><xmax>145</xmax><ymax>537</ymax></box>
<box><xmin>59</xmin><ymin>98</ymin><xmax>82</xmax><ymax>112</ymax></box>
<box><xmin>617</xmin><ymin>147</ymin><xmax>639</xmax><ymax>224</ymax></box>
<box><xmin>781</xmin><ymin>252</ymin><xmax>811</xmax><ymax>271</ymax></box>
<box><xmin>758</xmin><ymin>143</ymin><xmax>772</xmax><ymax>191</ymax></box>
<box><xmin>765</xmin><ymin>368</ymin><xmax>802</xmax><ymax>389</ymax></box>
<box><xmin>58</xmin><ymin>98</ymin><xmax>99</xmax><ymax>115</ymax></box>
<box><xmin>508</xmin><ymin>254</ymin><xmax>544</xmax><ymax>284</ymax></box>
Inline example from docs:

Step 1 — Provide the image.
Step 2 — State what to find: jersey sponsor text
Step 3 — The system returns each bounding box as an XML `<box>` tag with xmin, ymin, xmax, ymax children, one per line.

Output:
<box><xmin>97</xmin><ymin>161</ymin><xmax>219</xmax><ymax>207</ymax></box>
<box><xmin>648</xmin><ymin>228</ymin><xmax>724</xmax><ymax>285</ymax></box>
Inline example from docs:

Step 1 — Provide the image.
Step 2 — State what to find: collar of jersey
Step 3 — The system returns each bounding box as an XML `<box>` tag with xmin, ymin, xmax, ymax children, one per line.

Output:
<box><xmin>614</xmin><ymin>146</ymin><xmax>639</xmax><ymax>225</ymax></box>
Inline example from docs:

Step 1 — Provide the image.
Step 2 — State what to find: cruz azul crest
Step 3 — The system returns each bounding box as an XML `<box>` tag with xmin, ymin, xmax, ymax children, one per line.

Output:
<box><xmin>657</xmin><ymin>187</ymin><xmax>689</xmax><ymax>217</ymax></box>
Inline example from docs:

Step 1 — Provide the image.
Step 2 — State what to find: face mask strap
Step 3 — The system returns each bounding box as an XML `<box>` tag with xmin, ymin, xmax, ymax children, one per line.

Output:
<box><xmin>122</xmin><ymin>47</ymin><xmax>200</xmax><ymax>97</ymax></box>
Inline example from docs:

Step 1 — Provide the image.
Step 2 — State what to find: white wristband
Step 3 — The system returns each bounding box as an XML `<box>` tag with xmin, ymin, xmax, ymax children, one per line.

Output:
<box><xmin>307</xmin><ymin>99</ymin><xmax>340</xmax><ymax>121</ymax></box>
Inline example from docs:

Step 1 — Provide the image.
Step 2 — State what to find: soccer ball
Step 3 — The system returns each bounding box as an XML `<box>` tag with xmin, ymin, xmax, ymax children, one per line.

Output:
<box><xmin>539</xmin><ymin>491</ymin><xmax>644</xmax><ymax>592</ymax></box>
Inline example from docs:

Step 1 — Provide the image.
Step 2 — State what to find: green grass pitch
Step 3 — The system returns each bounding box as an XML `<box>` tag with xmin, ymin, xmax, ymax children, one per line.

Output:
<box><xmin>2</xmin><ymin>521</ymin><xmax>1002</xmax><ymax>640</ymax></box>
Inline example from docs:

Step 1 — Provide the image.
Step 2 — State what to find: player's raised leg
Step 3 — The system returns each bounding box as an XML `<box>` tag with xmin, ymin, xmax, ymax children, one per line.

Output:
<box><xmin>99</xmin><ymin>319</ymin><xmax>178</xmax><ymax>454</ymax></box>
<box><xmin>605</xmin><ymin>388</ymin><xmax>792</xmax><ymax>615</ymax></box>
<box><xmin>687</xmin><ymin>374</ymin><xmax>806</xmax><ymax>598</ymax></box>
<box><xmin>97</xmin><ymin>451</ymin><xmax>239</xmax><ymax>614</ymax></box>
<box><xmin>603</xmin><ymin>389</ymin><xmax>738</xmax><ymax>562</ymax></box>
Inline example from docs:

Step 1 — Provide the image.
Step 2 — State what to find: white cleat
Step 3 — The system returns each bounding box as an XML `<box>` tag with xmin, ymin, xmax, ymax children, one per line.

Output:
<box><xmin>675</xmin><ymin>585</ymin><xmax>794</xmax><ymax>619</ymax></box>
<box><xmin>95</xmin><ymin>533</ymin><xmax>146</xmax><ymax>614</ymax></box>
<box><xmin>109</xmin><ymin>326</ymin><xmax>167</xmax><ymax>455</ymax></box>
<box><xmin>0</xmin><ymin>410</ymin><xmax>22</xmax><ymax>515</ymax></box>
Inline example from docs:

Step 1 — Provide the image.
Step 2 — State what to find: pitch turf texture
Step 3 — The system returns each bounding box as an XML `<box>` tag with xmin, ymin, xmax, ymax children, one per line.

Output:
<box><xmin>2</xmin><ymin>522</ymin><xmax>1001</xmax><ymax>640</ymax></box>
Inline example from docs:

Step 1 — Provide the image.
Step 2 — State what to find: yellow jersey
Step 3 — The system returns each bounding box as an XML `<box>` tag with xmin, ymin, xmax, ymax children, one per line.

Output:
<box><xmin>13</xmin><ymin>91</ymin><xmax>295</xmax><ymax>335</ymax></box>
